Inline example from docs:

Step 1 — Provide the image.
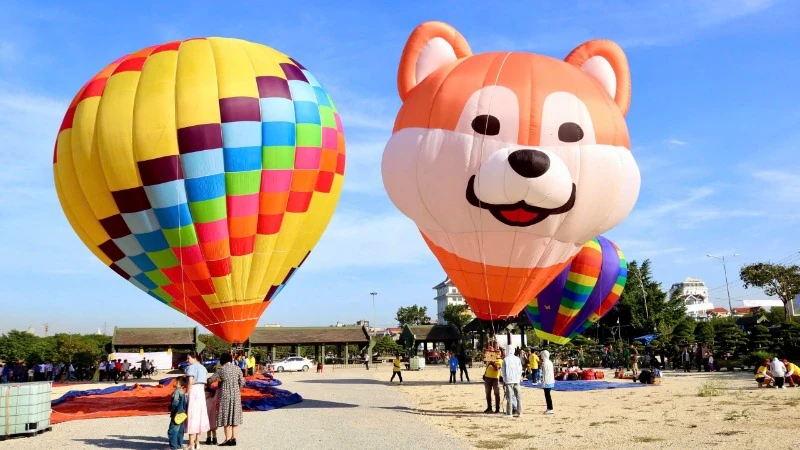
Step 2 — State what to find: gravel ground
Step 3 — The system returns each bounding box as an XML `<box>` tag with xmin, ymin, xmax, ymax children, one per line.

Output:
<box><xmin>4</xmin><ymin>366</ymin><xmax>470</xmax><ymax>449</ymax></box>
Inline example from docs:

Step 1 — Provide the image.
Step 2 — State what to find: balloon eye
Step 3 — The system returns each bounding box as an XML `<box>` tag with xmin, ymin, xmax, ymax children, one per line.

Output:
<box><xmin>558</xmin><ymin>122</ymin><xmax>584</xmax><ymax>142</ymax></box>
<box><xmin>471</xmin><ymin>115</ymin><xmax>500</xmax><ymax>136</ymax></box>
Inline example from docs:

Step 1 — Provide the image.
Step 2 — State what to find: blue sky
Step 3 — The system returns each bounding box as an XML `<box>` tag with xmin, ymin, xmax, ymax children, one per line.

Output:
<box><xmin>1</xmin><ymin>1</ymin><xmax>799</xmax><ymax>335</ymax></box>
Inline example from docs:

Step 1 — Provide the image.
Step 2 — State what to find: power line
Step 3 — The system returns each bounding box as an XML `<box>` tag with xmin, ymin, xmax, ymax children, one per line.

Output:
<box><xmin>704</xmin><ymin>250</ymin><xmax>800</xmax><ymax>295</ymax></box>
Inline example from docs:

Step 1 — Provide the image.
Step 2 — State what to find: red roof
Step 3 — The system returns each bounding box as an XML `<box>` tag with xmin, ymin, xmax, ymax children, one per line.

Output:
<box><xmin>733</xmin><ymin>307</ymin><xmax>761</xmax><ymax>314</ymax></box>
<box><xmin>708</xmin><ymin>308</ymin><xmax>729</xmax><ymax>314</ymax></box>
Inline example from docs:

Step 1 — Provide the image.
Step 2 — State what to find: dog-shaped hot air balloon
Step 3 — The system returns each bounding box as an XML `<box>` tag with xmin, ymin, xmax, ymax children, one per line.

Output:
<box><xmin>382</xmin><ymin>21</ymin><xmax>640</xmax><ymax>319</ymax></box>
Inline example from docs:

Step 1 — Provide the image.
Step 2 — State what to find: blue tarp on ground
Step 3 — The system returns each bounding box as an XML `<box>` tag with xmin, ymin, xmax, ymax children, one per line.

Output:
<box><xmin>52</xmin><ymin>384</ymin><xmax>151</xmax><ymax>406</ymax></box>
<box><xmin>521</xmin><ymin>379</ymin><xmax>646</xmax><ymax>391</ymax></box>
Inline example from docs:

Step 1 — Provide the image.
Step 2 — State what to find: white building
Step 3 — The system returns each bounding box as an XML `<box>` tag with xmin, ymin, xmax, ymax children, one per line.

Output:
<box><xmin>669</xmin><ymin>277</ymin><xmax>716</xmax><ymax>321</ymax></box>
<box><xmin>433</xmin><ymin>278</ymin><xmax>473</xmax><ymax>324</ymax></box>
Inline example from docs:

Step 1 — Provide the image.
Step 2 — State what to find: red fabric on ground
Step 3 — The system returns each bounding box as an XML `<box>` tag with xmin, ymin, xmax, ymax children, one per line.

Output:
<box><xmin>51</xmin><ymin>375</ymin><xmax>282</xmax><ymax>424</ymax></box>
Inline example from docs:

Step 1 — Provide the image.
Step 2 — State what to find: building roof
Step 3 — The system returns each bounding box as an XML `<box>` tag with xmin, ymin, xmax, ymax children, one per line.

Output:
<box><xmin>708</xmin><ymin>307</ymin><xmax>729</xmax><ymax>314</ymax></box>
<box><xmin>113</xmin><ymin>327</ymin><xmax>197</xmax><ymax>348</ymax></box>
<box><xmin>400</xmin><ymin>324</ymin><xmax>460</xmax><ymax>344</ymax></box>
<box><xmin>733</xmin><ymin>307</ymin><xmax>762</xmax><ymax>315</ymax></box>
<box><xmin>248</xmin><ymin>326</ymin><xmax>370</xmax><ymax>345</ymax></box>
<box><xmin>432</xmin><ymin>277</ymin><xmax>452</xmax><ymax>290</ymax></box>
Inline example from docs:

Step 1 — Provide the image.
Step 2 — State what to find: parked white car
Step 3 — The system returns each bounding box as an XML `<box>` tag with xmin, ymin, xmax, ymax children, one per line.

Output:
<box><xmin>270</xmin><ymin>356</ymin><xmax>313</xmax><ymax>372</ymax></box>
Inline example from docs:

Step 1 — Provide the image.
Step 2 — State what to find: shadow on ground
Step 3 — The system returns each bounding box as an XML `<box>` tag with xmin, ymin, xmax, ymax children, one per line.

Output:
<box><xmin>297</xmin><ymin>378</ymin><xmax>460</xmax><ymax>387</ymax></box>
<box><xmin>285</xmin><ymin>398</ymin><xmax>360</xmax><ymax>409</ymax></box>
<box><xmin>377</xmin><ymin>405</ymin><xmax>488</xmax><ymax>418</ymax></box>
<box><xmin>73</xmin><ymin>435</ymin><xmax>165</xmax><ymax>449</ymax></box>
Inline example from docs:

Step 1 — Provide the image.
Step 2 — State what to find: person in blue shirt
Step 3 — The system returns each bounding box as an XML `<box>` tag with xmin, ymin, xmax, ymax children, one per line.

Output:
<box><xmin>448</xmin><ymin>352</ymin><xmax>458</xmax><ymax>384</ymax></box>
<box><xmin>168</xmin><ymin>376</ymin><xmax>188</xmax><ymax>450</ymax></box>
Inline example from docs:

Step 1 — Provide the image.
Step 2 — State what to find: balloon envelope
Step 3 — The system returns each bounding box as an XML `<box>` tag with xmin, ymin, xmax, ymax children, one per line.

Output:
<box><xmin>53</xmin><ymin>37</ymin><xmax>346</xmax><ymax>343</ymax></box>
<box><xmin>524</xmin><ymin>236</ymin><xmax>627</xmax><ymax>344</ymax></box>
<box><xmin>382</xmin><ymin>22</ymin><xmax>640</xmax><ymax>320</ymax></box>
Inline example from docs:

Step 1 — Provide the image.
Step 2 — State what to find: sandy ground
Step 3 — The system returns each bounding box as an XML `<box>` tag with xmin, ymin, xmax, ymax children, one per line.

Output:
<box><xmin>388</xmin><ymin>363</ymin><xmax>800</xmax><ymax>449</ymax></box>
<box><xmin>5</xmin><ymin>364</ymin><xmax>799</xmax><ymax>449</ymax></box>
<box><xmin>6</xmin><ymin>367</ymin><xmax>469</xmax><ymax>449</ymax></box>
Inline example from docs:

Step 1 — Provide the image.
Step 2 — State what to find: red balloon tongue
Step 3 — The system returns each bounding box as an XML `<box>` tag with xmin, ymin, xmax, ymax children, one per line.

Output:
<box><xmin>499</xmin><ymin>208</ymin><xmax>538</xmax><ymax>224</ymax></box>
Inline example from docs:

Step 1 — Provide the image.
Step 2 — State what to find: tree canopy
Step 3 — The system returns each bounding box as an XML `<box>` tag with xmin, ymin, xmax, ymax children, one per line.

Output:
<box><xmin>442</xmin><ymin>304</ymin><xmax>472</xmax><ymax>332</ymax></box>
<box><xmin>740</xmin><ymin>262</ymin><xmax>800</xmax><ymax>321</ymax></box>
<box><xmin>0</xmin><ymin>330</ymin><xmax>110</xmax><ymax>365</ymax></box>
<box><xmin>395</xmin><ymin>305</ymin><xmax>431</xmax><ymax>326</ymax></box>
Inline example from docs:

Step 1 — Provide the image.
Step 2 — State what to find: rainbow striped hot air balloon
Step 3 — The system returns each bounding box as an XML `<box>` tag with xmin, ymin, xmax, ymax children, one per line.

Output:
<box><xmin>53</xmin><ymin>38</ymin><xmax>345</xmax><ymax>343</ymax></box>
<box><xmin>524</xmin><ymin>236</ymin><xmax>627</xmax><ymax>344</ymax></box>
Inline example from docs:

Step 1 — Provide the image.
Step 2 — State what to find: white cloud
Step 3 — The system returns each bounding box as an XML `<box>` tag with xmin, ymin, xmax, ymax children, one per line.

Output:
<box><xmin>752</xmin><ymin>169</ymin><xmax>800</xmax><ymax>204</ymax></box>
<box><xmin>302</xmin><ymin>210</ymin><xmax>432</xmax><ymax>271</ymax></box>
<box><xmin>667</xmin><ymin>139</ymin><xmax>687</xmax><ymax>146</ymax></box>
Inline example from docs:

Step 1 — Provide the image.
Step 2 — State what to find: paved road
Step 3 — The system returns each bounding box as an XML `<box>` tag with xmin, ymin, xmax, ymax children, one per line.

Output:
<box><xmin>8</xmin><ymin>367</ymin><xmax>470</xmax><ymax>449</ymax></box>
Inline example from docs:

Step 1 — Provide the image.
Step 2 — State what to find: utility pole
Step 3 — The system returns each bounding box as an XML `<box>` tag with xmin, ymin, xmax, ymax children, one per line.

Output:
<box><xmin>707</xmin><ymin>253</ymin><xmax>739</xmax><ymax>314</ymax></box>
<box><xmin>370</xmin><ymin>292</ymin><xmax>377</xmax><ymax>331</ymax></box>
<box><xmin>42</xmin><ymin>323</ymin><xmax>49</xmax><ymax>337</ymax></box>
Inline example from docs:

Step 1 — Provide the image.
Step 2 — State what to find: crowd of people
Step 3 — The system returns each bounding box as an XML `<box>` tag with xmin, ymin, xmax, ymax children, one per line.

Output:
<box><xmin>0</xmin><ymin>358</ymin><xmax>158</xmax><ymax>384</ymax></box>
<box><xmin>754</xmin><ymin>357</ymin><xmax>799</xmax><ymax>388</ymax></box>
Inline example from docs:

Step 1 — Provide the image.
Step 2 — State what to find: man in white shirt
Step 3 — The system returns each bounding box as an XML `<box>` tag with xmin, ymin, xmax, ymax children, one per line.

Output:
<box><xmin>99</xmin><ymin>361</ymin><xmax>106</xmax><ymax>382</ymax></box>
<box><xmin>501</xmin><ymin>345</ymin><xmax>524</xmax><ymax>417</ymax></box>
<box><xmin>771</xmin><ymin>357</ymin><xmax>787</xmax><ymax>389</ymax></box>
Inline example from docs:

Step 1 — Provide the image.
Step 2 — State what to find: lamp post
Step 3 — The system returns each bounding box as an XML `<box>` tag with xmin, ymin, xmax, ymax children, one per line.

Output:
<box><xmin>370</xmin><ymin>292</ymin><xmax>377</xmax><ymax>331</ymax></box>
<box><xmin>707</xmin><ymin>253</ymin><xmax>739</xmax><ymax>315</ymax></box>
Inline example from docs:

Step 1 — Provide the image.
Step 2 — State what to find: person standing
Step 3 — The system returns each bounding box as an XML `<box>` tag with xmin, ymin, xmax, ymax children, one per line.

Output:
<box><xmin>502</xmin><ymin>345</ymin><xmax>523</xmax><ymax>417</ymax></box>
<box><xmin>184</xmin><ymin>353</ymin><xmax>210</xmax><ymax>449</ymax></box>
<box><xmin>482</xmin><ymin>349</ymin><xmax>503</xmax><ymax>414</ymax></box>
<box><xmin>629</xmin><ymin>345</ymin><xmax>639</xmax><ymax>382</ymax></box>
<box><xmin>390</xmin><ymin>354</ymin><xmax>403</xmax><ymax>384</ymax></box>
<box><xmin>167</xmin><ymin>376</ymin><xmax>188</xmax><ymax>450</ymax></box>
<box><xmin>457</xmin><ymin>348</ymin><xmax>470</xmax><ymax>383</ymax></box>
<box><xmin>771</xmin><ymin>357</ymin><xmax>787</xmax><ymax>389</ymax></box>
<box><xmin>363</xmin><ymin>352</ymin><xmax>369</xmax><ymax>370</ymax></box>
<box><xmin>45</xmin><ymin>362</ymin><xmax>53</xmax><ymax>381</ymax></box>
<box><xmin>122</xmin><ymin>359</ymin><xmax>130</xmax><ymax>381</ymax></box>
<box><xmin>208</xmin><ymin>353</ymin><xmax>244</xmax><ymax>447</ymax></box>
<box><xmin>577</xmin><ymin>346</ymin><xmax>585</xmax><ymax>370</ymax></box>
<box><xmin>0</xmin><ymin>361</ymin><xmax>8</xmax><ymax>384</ymax></box>
<box><xmin>529</xmin><ymin>350</ymin><xmax>540</xmax><ymax>384</ymax></box>
<box><xmin>246</xmin><ymin>354</ymin><xmax>256</xmax><ymax>377</ymax></box>
<box><xmin>681</xmin><ymin>346</ymin><xmax>692</xmax><ymax>372</ymax></box>
<box><xmin>700</xmin><ymin>343</ymin><xmax>710</xmax><ymax>372</ymax></box>
<box><xmin>98</xmin><ymin>360</ymin><xmax>106</xmax><ymax>382</ymax></box>
<box><xmin>448</xmin><ymin>352</ymin><xmax>458</xmax><ymax>384</ymax></box>
<box><xmin>541</xmin><ymin>350</ymin><xmax>555</xmax><ymax>415</ymax></box>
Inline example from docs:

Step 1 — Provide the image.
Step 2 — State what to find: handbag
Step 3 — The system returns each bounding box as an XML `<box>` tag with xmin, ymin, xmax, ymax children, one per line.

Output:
<box><xmin>174</xmin><ymin>412</ymin><xmax>188</xmax><ymax>425</ymax></box>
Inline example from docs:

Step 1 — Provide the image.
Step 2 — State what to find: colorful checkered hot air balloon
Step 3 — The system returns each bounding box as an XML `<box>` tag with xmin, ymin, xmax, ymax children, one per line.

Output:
<box><xmin>53</xmin><ymin>38</ymin><xmax>345</xmax><ymax>343</ymax></box>
<box><xmin>524</xmin><ymin>236</ymin><xmax>627</xmax><ymax>344</ymax></box>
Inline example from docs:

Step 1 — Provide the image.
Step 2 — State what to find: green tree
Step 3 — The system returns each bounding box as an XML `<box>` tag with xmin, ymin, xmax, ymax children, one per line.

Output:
<box><xmin>778</xmin><ymin>321</ymin><xmax>800</xmax><ymax>356</ymax></box>
<box><xmin>748</xmin><ymin>325</ymin><xmax>772</xmax><ymax>351</ymax></box>
<box><xmin>694</xmin><ymin>322</ymin><xmax>715</xmax><ymax>347</ymax></box>
<box><xmin>198</xmin><ymin>334</ymin><xmax>231</xmax><ymax>358</ymax></box>
<box><xmin>740</xmin><ymin>262</ymin><xmax>800</xmax><ymax>322</ymax></box>
<box><xmin>671</xmin><ymin>318</ymin><xmax>696</xmax><ymax>347</ymax></box>
<box><xmin>373</xmin><ymin>336</ymin><xmax>404</xmax><ymax>355</ymax></box>
<box><xmin>442</xmin><ymin>304</ymin><xmax>472</xmax><ymax>332</ymax></box>
<box><xmin>0</xmin><ymin>329</ymin><xmax>43</xmax><ymax>362</ymax></box>
<box><xmin>599</xmin><ymin>259</ymin><xmax>683</xmax><ymax>340</ymax></box>
<box><xmin>764</xmin><ymin>307</ymin><xmax>789</xmax><ymax>325</ymax></box>
<box><xmin>712</xmin><ymin>319</ymin><xmax>747</xmax><ymax>358</ymax></box>
<box><xmin>395</xmin><ymin>305</ymin><xmax>431</xmax><ymax>326</ymax></box>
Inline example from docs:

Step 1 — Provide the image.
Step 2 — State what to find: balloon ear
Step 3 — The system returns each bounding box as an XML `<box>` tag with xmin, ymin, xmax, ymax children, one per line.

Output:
<box><xmin>564</xmin><ymin>40</ymin><xmax>631</xmax><ymax>116</ymax></box>
<box><xmin>397</xmin><ymin>21</ymin><xmax>472</xmax><ymax>101</ymax></box>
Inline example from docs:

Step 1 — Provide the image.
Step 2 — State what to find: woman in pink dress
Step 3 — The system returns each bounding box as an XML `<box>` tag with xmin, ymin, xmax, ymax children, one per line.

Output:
<box><xmin>184</xmin><ymin>353</ymin><xmax>210</xmax><ymax>449</ymax></box>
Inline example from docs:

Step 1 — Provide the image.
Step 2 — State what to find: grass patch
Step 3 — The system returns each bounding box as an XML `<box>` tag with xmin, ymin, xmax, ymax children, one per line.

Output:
<box><xmin>724</xmin><ymin>410</ymin><xmax>749</xmax><ymax>421</ymax></box>
<box><xmin>507</xmin><ymin>433</ymin><xmax>532</xmax><ymax>440</ymax></box>
<box><xmin>474</xmin><ymin>440</ymin><xmax>508</xmax><ymax>449</ymax></box>
<box><xmin>787</xmin><ymin>399</ymin><xmax>798</xmax><ymax>407</ymax></box>
<box><xmin>698</xmin><ymin>381</ymin><xmax>724</xmax><ymax>397</ymax></box>
<box><xmin>689</xmin><ymin>424</ymin><xmax>698</xmax><ymax>429</ymax></box>
<box><xmin>589</xmin><ymin>422</ymin><xmax>601</xmax><ymax>426</ymax></box>
<box><xmin>716</xmin><ymin>431</ymin><xmax>743</xmax><ymax>436</ymax></box>
<box><xmin>633</xmin><ymin>437</ymin><xmax>665</xmax><ymax>443</ymax></box>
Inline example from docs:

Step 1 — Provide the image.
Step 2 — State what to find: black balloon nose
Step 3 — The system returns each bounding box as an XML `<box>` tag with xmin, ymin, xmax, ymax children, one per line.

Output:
<box><xmin>508</xmin><ymin>149</ymin><xmax>550</xmax><ymax>178</ymax></box>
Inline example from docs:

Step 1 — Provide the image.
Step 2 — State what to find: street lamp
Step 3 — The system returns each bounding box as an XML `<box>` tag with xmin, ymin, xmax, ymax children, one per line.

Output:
<box><xmin>370</xmin><ymin>292</ymin><xmax>377</xmax><ymax>330</ymax></box>
<box><xmin>707</xmin><ymin>253</ymin><xmax>739</xmax><ymax>314</ymax></box>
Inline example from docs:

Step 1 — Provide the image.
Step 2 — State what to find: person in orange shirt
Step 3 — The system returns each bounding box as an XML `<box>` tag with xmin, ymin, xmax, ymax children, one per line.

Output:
<box><xmin>783</xmin><ymin>359</ymin><xmax>799</xmax><ymax>387</ymax></box>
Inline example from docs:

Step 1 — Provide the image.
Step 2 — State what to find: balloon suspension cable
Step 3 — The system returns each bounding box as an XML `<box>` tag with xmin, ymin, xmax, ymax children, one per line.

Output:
<box><xmin>473</xmin><ymin>53</ymin><xmax>512</xmax><ymax>346</ymax></box>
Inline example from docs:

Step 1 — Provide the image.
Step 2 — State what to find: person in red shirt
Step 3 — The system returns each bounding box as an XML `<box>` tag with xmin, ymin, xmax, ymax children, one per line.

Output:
<box><xmin>114</xmin><ymin>360</ymin><xmax>123</xmax><ymax>384</ymax></box>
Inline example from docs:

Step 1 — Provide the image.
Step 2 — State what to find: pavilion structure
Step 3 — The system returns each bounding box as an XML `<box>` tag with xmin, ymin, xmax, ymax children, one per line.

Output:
<box><xmin>247</xmin><ymin>325</ymin><xmax>373</xmax><ymax>365</ymax></box>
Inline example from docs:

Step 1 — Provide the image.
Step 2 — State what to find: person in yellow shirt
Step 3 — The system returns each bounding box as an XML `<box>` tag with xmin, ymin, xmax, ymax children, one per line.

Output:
<box><xmin>529</xmin><ymin>351</ymin><xmax>540</xmax><ymax>384</ymax></box>
<box><xmin>246</xmin><ymin>355</ymin><xmax>256</xmax><ymax>377</ymax></box>
<box><xmin>783</xmin><ymin>359</ymin><xmax>799</xmax><ymax>387</ymax></box>
<box><xmin>755</xmin><ymin>359</ymin><xmax>773</xmax><ymax>388</ymax></box>
<box><xmin>390</xmin><ymin>354</ymin><xmax>403</xmax><ymax>384</ymax></box>
<box><xmin>483</xmin><ymin>348</ymin><xmax>504</xmax><ymax>414</ymax></box>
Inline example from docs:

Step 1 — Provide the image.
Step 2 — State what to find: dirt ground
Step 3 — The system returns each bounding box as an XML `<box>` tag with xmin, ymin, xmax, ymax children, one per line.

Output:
<box><xmin>380</xmin><ymin>363</ymin><xmax>800</xmax><ymax>449</ymax></box>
